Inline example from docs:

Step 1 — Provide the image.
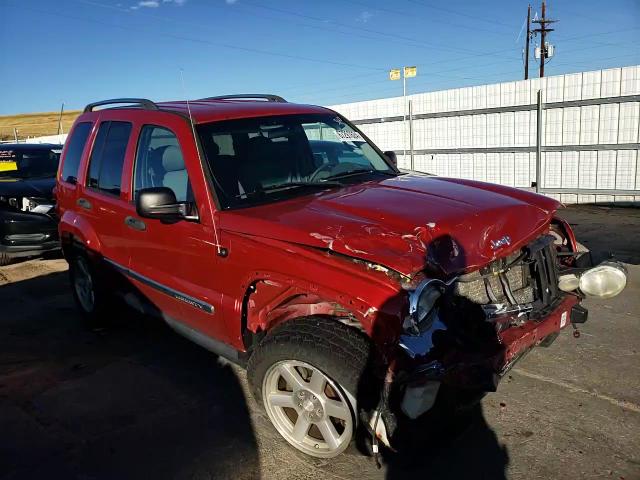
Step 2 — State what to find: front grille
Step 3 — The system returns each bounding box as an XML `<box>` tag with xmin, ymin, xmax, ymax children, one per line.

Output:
<box><xmin>527</xmin><ymin>235</ymin><xmax>560</xmax><ymax>311</ymax></box>
<box><xmin>454</xmin><ymin>235</ymin><xmax>560</xmax><ymax>314</ymax></box>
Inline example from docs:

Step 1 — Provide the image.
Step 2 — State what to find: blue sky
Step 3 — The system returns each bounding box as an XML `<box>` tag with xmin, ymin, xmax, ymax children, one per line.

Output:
<box><xmin>1</xmin><ymin>0</ymin><xmax>639</xmax><ymax>114</ymax></box>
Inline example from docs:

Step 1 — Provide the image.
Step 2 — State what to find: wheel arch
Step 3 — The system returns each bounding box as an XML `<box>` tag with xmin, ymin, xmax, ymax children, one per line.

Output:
<box><xmin>59</xmin><ymin>210</ymin><xmax>102</xmax><ymax>260</ymax></box>
<box><xmin>238</xmin><ymin>271</ymin><xmax>378</xmax><ymax>352</ymax></box>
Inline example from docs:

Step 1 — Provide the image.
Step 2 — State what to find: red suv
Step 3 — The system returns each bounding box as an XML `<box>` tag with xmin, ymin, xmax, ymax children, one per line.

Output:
<box><xmin>57</xmin><ymin>95</ymin><xmax>627</xmax><ymax>458</ymax></box>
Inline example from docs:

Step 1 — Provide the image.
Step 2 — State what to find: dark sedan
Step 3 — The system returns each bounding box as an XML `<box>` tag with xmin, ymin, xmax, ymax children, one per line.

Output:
<box><xmin>0</xmin><ymin>143</ymin><xmax>62</xmax><ymax>265</ymax></box>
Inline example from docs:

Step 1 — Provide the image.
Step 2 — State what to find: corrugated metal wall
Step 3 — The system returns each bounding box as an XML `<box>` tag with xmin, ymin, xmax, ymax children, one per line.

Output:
<box><xmin>329</xmin><ymin>65</ymin><xmax>640</xmax><ymax>204</ymax></box>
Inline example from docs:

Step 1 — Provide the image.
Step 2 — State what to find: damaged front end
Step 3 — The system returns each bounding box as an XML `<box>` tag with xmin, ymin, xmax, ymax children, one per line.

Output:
<box><xmin>386</xmin><ymin>232</ymin><xmax>627</xmax><ymax>424</ymax></box>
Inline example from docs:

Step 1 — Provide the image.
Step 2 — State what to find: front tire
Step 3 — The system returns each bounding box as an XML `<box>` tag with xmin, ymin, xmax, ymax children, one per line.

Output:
<box><xmin>248</xmin><ymin>317</ymin><xmax>371</xmax><ymax>458</ymax></box>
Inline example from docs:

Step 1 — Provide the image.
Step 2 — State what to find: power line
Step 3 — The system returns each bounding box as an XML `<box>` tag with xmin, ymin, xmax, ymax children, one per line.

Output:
<box><xmin>333</xmin><ymin>0</ymin><xmax>517</xmax><ymax>37</ymax></box>
<box><xmin>8</xmin><ymin>2</ymin><xmax>386</xmax><ymax>73</ymax></box>
<box><xmin>74</xmin><ymin>0</ymin><xmax>430</xmax><ymax>51</ymax></box>
<box><xmin>239</xmin><ymin>0</ymin><xmax>521</xmax><ymax>59</ymax></box>
<box><xmin>65</xmin><ymin>0</ymin><xmax>640</xmax><ymax>88</ymax></box>
<box><xmin>406</xmin><ymin>0</ymin><xmax>516</xmax><ymax>29</ymax></box>
<box><xmin>309</xmin><ymin>52</ymin><xmax>640</xmax><ymax>105</ymax></box>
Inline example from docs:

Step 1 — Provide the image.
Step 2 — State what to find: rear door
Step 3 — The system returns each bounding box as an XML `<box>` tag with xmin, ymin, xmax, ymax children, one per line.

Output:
<box><xmin>76</xmin><ymin>113</ymin><xmax>134</xmax><ymax>269</ymax></box>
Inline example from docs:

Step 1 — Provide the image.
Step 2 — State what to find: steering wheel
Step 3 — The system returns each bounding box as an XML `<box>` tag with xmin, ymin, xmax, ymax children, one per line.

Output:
<box><xmin>307</xmin><ymin>162</ymin><xmax>335</xmax><ymax>182</ymax></box>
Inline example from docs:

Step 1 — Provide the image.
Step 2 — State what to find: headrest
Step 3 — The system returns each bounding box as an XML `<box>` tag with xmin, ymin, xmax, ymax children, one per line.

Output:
<box><xmin>161</xmin><ymin>146</ymin><xmax>183</xmax><ymax>172</ymax></box>
<box><xmin>247</xmin><ymin>136</ymin><xmax>272</xmax><ymax>155</ymax></box>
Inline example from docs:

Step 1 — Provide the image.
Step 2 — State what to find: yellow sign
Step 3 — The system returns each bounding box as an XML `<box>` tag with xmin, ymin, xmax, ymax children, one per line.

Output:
<box><xmin>389</xmin><ymin>69</ymin><xmax>401</xmax><ymax>81</ymax></box>
<box><xmin>0</xmin><ymin>161</ymin><xmax>17</xmax><ymax>172</ymax></box>
<box><xmin>404</xmin><ymin>66</ymin><xmax>417</xmax><ymax>78</ymax></box>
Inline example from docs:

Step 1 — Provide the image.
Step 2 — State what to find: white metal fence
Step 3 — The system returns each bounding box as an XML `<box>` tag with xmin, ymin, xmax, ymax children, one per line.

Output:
<box><xmin>330</xmin><ymin>65</ymin><xmax>640</xmax><ymax>204</ymax></box>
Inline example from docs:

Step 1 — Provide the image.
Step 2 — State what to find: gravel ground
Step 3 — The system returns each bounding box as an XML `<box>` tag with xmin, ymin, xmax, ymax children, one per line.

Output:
<box><xmin>0</xmin><ymin>205</ymin><xmax>638</xmax><ymax>480</ymax></box>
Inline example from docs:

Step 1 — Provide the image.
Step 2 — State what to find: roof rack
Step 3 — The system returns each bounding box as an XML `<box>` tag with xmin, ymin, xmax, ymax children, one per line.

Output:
<box><xmin>200</xmin><ymin>94</ymin><xmax>287</xmax><ymax>103</ymax></box>
<box><xmin>83</xmin><ymin>98</ymin><xmax>159</xmax><ymax>113</ymax></box>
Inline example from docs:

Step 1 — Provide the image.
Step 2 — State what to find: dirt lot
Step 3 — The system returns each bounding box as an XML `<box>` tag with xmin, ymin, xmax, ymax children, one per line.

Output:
<box><xmin>1</xmin><ymin>205</ymin><xmax>639</xmax><ymax>480</ymax></box>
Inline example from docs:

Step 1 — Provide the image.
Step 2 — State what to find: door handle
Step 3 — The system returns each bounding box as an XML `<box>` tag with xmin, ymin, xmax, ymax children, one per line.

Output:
<box><xmin>125</xmin><ymin>216</ymin><xmax>146</xmax><ymax>231</ymax></box>
<box><xmin>77</xmin><ymin>198</ymin><xmax>92</xmax><ymax>210</ymax></box>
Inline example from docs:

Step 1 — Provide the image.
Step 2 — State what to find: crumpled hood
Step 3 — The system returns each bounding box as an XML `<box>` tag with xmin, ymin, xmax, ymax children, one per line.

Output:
<box><xmin>0</xmin><ymin>177</ymin><xmax>56</xmax><ymax>199</ymax></box>
<box><xmin>220</xmin><ymin>174</ymin><xmax>560</xmax><ymax>277</ymax></box>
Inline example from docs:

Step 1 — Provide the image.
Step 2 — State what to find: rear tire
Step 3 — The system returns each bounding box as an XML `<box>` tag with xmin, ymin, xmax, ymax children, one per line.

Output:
<box><xmin>68</xmin><ymin>251</ymin><xmax>113</xmax><ymax>325</ymax></box>
<box><xmin>248</xmin><ymin>316</ymin><xmax>371</xmax><ymax>458</ymax></box>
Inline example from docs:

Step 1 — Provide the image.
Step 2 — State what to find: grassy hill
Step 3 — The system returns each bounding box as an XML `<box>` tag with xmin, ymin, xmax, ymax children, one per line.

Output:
<box><xmin>0</xmin><ymin>110</ymin><xmax>81</xmax><ymax>141</ymax></box>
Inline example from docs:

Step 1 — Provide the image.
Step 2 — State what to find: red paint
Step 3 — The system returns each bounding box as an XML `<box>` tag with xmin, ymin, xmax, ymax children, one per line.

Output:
<box><xmin>221</xmin><ymin>173</ymin><xmax>560</xmax><ymax>277</ymax></box>
<box><xmin>57</xmin><ymin>97</ymin><xmax>583</xmax><ymax>381</ymax></box>
<box><xmin>499</xmin><ymin>295</ymin><xmax>579</xmax><ymax>363</ymax></box>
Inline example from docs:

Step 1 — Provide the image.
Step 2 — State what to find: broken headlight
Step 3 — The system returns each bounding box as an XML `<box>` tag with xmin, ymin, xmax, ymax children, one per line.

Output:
<box><xmin>404</xmin><ymin>279</ymin><xmax>446</xmax><ymax>335</ymax></box>
<box><xmin>579</xmin><ymin>262</ymin><xmax>627</xmax><ymax>298</ymax></box>
<box><xmin>558</xmin><ymin>261</ymin><xmax>627</xmax><ymax>299</ymax></box>
<box><xmin>400</xmin><ymin>279</ymin><xmax>452</xmax><ymax>359</ymax></box>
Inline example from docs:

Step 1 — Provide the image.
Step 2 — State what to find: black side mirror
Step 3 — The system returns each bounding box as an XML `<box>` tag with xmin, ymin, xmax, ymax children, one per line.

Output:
<box><xmin>136</xmin><ymin>187</ymin><xmax>198</xmax><ymax>221</ymax></box>
<box><xmin>384</xmin><ymin>151</ymin><xmax>397</xmax><ymax>167</ymax></box>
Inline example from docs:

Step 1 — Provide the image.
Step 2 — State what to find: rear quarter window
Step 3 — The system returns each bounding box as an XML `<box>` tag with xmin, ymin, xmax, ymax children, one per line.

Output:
<box><xmin>60</xmin><ymin>122</ymin><xmax>93</xmax><ymax>183</ymax></box>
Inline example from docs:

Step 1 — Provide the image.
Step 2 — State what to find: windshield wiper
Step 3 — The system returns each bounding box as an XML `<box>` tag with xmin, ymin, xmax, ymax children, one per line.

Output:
<box><xmin>323</xmin><ymin>168</ymin><xmax>397</xmax><ymax>181</ymax></box>
<box><xmin>235</xmin><ymin>181</ymin><xmax>341</xmax><ymax>199</ymax></box>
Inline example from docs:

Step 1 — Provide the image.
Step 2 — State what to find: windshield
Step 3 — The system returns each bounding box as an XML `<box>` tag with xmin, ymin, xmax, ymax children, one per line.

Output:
<box><xmin>197</xmin><ymin>113</ymin><xmax>397</xmax><ymax>208</ymax></box>
<box><xmin>0</xmin><ymin>147</ymin><xmax>61</xmax><ymax>179</ymax></box>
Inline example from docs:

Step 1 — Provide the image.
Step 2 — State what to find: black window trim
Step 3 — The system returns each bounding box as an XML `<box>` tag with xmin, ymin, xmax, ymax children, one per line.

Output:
<box><xmin>85</xmin><ymin>120</ymin><xmax>133</xmax><ymax>199</ymax></box>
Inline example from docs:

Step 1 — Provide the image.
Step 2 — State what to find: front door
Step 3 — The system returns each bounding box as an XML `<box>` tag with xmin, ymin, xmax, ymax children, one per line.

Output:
<box><xmin>123</xmin><ymin>118</ymin><xmax>229</xmax><ymax>343</ymax></box>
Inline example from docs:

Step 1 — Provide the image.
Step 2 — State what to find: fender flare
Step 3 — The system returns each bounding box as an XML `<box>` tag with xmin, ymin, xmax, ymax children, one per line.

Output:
<box><xmin>59</xmin><ymin>210</ymin><xmax>102</xmax><ymax>257</ymax></box>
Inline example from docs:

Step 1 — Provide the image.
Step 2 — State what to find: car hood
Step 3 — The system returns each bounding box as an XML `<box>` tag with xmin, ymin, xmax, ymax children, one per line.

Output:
<box><xmin>0</xmin><ymin>177</ymin><xmax>56</xmax><ymax>199</ymax></box>
<box><xmin>220</xmin><ymin>174</ymin><xmax>561</xmax><ymax>277</ymax></box>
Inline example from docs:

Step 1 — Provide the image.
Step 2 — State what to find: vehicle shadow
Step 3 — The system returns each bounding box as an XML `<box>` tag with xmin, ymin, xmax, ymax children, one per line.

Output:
<box><xmin>383</xmin><ymin>404</ymin><xmax>509</xmax><ymax>479</ymax></box>
<box><xmin>0</xmin><ymin>270</ymin><xmax>261</xmax><ymax>480</ymax></box>
<box><xmin>360</xmin><ymin>232</ymin><xmax>509</xmax><ymax>479</ymax></box>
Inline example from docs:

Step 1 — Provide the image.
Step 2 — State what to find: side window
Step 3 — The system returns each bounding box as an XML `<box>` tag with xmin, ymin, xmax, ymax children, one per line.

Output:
<box><xmin>86</xmin><ymin>121</ymin><xmax>132</xmax><ymax>196</ymax></box>
<box><xmin>60</xmin><ymin>122</ymin><xmax>92</xmax><ymax>183</ymax></box>
<box><xmin>133</xmin><ymin>125</ymin><xmax>192</xmax><ymax>202</ymax></box>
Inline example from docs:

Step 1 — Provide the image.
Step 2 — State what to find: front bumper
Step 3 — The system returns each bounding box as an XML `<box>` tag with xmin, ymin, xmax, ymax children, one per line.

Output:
<box><xmin>0</xmin><ymin>209</ymin><xmax>59</xmax><ymax>259</ymax></box>
<box><xmin>397</xmin><ymin>294</ymin><xmax>582</xmax><ymax>419</ymax></box>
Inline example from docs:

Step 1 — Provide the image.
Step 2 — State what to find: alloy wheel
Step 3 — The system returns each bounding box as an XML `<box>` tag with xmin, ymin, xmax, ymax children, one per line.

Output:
<box><xmin>262</xmin><ymin>360</ymin><xmax>354</xmax><ymax>458</ymax></box>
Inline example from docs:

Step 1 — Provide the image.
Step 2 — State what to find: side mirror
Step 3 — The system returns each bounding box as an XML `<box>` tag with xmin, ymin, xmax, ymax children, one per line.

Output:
<box><xmin>136</xmin><ymin>187</ymin><xmax>198</xmax><ymax>221</ymax></box>
<box><xmin>384</xmin><ymin>151</ymin><xmax>397</xmax><ymax>167</ymax></box>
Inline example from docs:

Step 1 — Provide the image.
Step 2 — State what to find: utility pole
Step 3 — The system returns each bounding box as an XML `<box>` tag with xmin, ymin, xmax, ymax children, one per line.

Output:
<box><xmin>525</xmin><ymin>4</ymin><xmax>531</xmax><ymax>80</ymax></box>
<box><xmin>57</xmin><ymin>103</ymin><xmax>65</xmax><ymax>136</ymax></box>
<box><xmin>531</xmin><ymin>1</ymin><xmax>556</xmax><ymax>78</ymax></box>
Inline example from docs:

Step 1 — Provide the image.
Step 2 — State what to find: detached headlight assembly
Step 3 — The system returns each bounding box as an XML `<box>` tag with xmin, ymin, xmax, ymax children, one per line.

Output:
<box><xmin>558</xmin><ymin>261</ymin><xmax>627</xmax><ymax>299</ymax></box>
<box><xmin>579</xmin><ymin>262</ymin><xmax>627</xmax><ymax>299</ymax></box>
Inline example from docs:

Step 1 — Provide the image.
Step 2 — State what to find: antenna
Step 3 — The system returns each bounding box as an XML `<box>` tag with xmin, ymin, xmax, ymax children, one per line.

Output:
<box><xmin>180</xmin><ymin>69</ymin><xmax>224</xmax><ymax>256</ymax></box>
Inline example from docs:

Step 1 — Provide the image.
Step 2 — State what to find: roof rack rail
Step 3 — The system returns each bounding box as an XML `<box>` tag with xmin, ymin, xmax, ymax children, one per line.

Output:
<box><xmin>83</xmin><ymin>98</ymin><xmax>159</xmax><ymax>113</ymax></box>
<box><xmin>200</xmin><ymin>94</ymin><xmax>287</xmax><ymax>103</ymax></box>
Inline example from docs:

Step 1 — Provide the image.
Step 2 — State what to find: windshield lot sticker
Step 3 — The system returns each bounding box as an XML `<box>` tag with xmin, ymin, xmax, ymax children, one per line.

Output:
<box><xmin>336</xmin><ymin>131</ymin><xmax>365</xmax><ymax>143</ymax></box>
